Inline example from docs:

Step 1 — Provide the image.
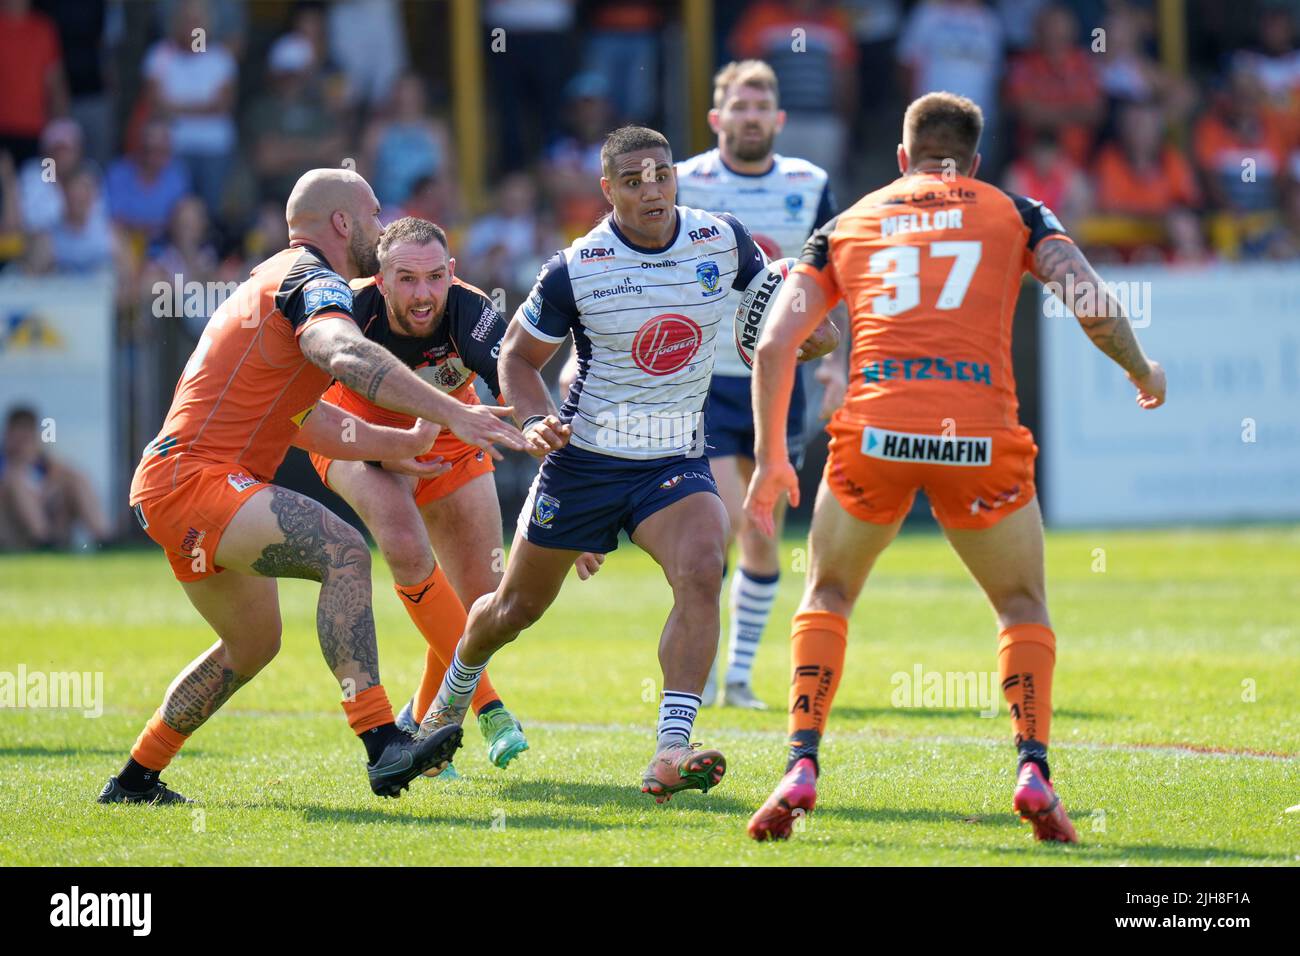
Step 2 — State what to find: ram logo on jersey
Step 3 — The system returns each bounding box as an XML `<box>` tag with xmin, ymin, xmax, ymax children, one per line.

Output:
<box><xmin>511</xmin><ymin>206</ymin><xmax>765</xmax><ymax>459</ymax></box>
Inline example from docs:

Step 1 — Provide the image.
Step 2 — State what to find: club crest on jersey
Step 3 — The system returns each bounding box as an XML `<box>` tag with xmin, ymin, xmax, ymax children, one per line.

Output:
<box><xmin>632</xmin><ymin>313</ymin><xmax>702</xmax><ymax>376</ymax></box>
<box><xmin>784</xmin><ymin>193</ymin><xmax>804</xmax><ymax>220</ymax></box>
<box><xmin>688</xmin><ymin>225</ymin><xmax>720</xmax><ymax>243</ymax></box>
<box><xmin>578</xmin><ymin>246</ymin><xmax>616</xmax><ymax>264</ymax></box>
<box><xmin>533</xmin><ymin>493</ymin><xmax>561</xmax><ymax>527</ymax></box>
<box><xmin>695</xmin><ymin>260</ymin><xmax>722</xmax><ymax>297</ymax></box>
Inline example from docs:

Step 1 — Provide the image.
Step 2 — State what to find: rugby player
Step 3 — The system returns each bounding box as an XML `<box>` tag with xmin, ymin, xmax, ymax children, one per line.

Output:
<box><xmin>101</xmin><ymin>169</ymin><xmax>527</xmax><ymax>805</ymax></box>
<box><xmin>675</xmin><ymin>59</ymin><xmax>848</xmax><ymax>710</ymax></box>
<box><xmin>416</xmin><ymin>125</ymin><xmax>772</xmax><ymax>803</ymax></box>
<box><xmin>743</xmin><ymin>93</ymin><xmax>1166</xmax><ymax>842</ymax></box>
<box><xmin>308</xmin><ymin>215</ymin><xmax>601</xmax><ymax>777</ymax></box>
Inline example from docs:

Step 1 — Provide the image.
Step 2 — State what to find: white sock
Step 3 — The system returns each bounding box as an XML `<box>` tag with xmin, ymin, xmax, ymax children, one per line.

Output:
<box><xmin>726</xmin><ymin>568</ymin><xmax>780</xmax><ymax>686</ymax></box>
<box><xmin>428</xmin><ymin>640</ymin><xmax>486</xmax><ymax>722</ymax></box>
<box><xmin>657</xmin><ymin>690</ymin><xmax>701</xmax><ymax>748</ymax></box>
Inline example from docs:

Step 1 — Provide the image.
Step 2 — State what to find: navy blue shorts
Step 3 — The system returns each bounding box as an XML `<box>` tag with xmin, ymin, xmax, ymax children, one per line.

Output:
<box><xmin>704</xmin><ymin>372</ymin><xmax>806</xmax><ymax>467</ymax></box>
<box><xmin>517</xmin><ymin>444</ymin><xmax>719</xmax><ymax>554</ymax></box>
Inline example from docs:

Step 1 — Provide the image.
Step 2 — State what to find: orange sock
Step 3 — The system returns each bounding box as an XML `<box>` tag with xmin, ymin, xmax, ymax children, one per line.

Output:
<box><xmin>998</xmin><ymin>624</ymin><xmax>1055</xmax><ymax>747</ymax></box>
<box><xmin>342</xmin><ymin>684</ymin><xmax>394</xmax><ymax>734</ymax></box>
<box><xmin>396</xmin><ymin>565</ymin><xmax>499</xmax><ymax>720</ymax></box>
<box><xmin>788</xmin><ymin>610</ymin><xmax>848</xmax><ymax>748</ymax></box>
<box><xmin>130</xmin><ymin>709</ymin><xmax>190</xmax><ymax>772</ymax></box>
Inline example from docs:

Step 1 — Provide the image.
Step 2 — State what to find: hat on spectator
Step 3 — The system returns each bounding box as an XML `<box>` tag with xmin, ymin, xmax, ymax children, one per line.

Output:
<box><xmin>269</xmin><ymin>33</ymin><xmax>314</xmax><ymax>75</ymax></box>
<box><xmin>41</xmin><ymin>118</ymin><xmax>83</xmax><ymax>151</ymax></box>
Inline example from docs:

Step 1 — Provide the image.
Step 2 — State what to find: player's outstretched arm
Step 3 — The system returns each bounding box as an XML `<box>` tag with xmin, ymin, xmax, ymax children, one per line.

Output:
<box><xmin>746</xmin><ymin>270</ymin><xmax>831</xmax><ymax>536</ymax></box>
<box><xmin>1034</xmin><ymin>238</ymin><xmax>1166</xmax><ymax>409</ymax></box>
<box><xmin>499</xmin><ymin>320</ymin><xmax>572</xmax><ymax>458</ymax></box>
<box><xmin>299</xmin><ymin>316</ymin><xmax>528</xmax><ymax>459</ymax></box>
<box><xmin>290</xmin><ymin>400</ymin><xmax>449</xmax><ymax>477</ymax></box>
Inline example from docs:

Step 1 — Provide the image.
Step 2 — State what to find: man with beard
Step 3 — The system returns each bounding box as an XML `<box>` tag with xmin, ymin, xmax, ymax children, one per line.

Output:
<box><xmin>309</xmin><ymin>216</ymin><xmax>602</xmax><ymax>778</ymax></box>
<box><xmin>102</xmin><ymin>170</ymin><xmax>527</xmax><ymax>805</ymax></box>
<box><xmin>674</xmin><ymin>60</ymin><xmax>848</xmax><ymax>709</ymax></box>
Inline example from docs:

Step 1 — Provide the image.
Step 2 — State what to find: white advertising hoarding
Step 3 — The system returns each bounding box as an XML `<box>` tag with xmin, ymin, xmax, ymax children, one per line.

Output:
<box><xmin>0</xmin><ymin>273</ymin><xmax>117</xmax><ymax>522</ymax></box>
<box><xmin>1040</xmin><ymin>264</ymin><xmax>1300</xmax><ymax>525</ymax></box>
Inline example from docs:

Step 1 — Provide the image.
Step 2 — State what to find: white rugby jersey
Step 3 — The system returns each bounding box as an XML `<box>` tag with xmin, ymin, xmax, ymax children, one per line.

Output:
<box><xmin>676</xmin><ymin>148</ymin><xmax>836</xmax><ymax>377</ymax></box>
<box><xmin>514</xmin><ymin>206</ymin><xmax>765</xmax><ymax>460</ymax></box>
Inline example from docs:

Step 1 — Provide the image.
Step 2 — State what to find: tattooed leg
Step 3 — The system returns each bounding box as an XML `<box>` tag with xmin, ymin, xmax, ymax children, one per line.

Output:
<box><xmin>247</xmin><ymin>487</ymin><xmax>381</xmax><ymax>691</ymax></box>
<box><xmin>159</xmin><ymin>642</ymin><xmax>256</xmax><ymax>734</ymax></box>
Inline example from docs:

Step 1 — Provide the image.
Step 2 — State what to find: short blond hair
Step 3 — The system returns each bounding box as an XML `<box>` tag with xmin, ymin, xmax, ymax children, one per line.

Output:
<box><xmin>903</xmin><ymin>92</ymin><xmax>984</xmax><ymax>171</ymax></box>
<box><xmin>712</xmin><ymin>60</ymin><xmax>779</xmax><ymax>109</ymax></box>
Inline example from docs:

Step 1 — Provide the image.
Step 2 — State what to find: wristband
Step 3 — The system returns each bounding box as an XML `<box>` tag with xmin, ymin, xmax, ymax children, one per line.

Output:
<box><xmin>521</xmin><ymin>414</ymin><xmax>547</xmax><ymax>431</ymax></box>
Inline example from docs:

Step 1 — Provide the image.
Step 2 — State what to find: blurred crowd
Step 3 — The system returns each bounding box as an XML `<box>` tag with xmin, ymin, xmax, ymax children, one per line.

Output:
<box><xmin>3</xmin><ymin>0</ymin><xmax>1300</xmax><ymax>301</ymax></box>
<box><xmin>2</xmin><ymin>0</ymin><xmax>1299</xmax><ymax>549</ymax></box>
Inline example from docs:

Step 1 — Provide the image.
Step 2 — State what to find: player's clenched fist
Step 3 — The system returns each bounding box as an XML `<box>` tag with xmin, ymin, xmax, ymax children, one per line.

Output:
<box><xmin>744</xmin><ymin>459</ymin><xmax>800</xmax><ymax>538</ymax></box>
<box><xmin>522</xmin><ymin>413</ymin><xmax>571</xmax><ymax>458</ymax></box>
<box><xmin>445</xmin><ymin>404</ymin><xmax>528</xmax><ymax>460</ymax></box>
<box><xmin>1129</xmin><ymin>359</ymin><xmax>1166</xmax><ymax>410</ymax></box>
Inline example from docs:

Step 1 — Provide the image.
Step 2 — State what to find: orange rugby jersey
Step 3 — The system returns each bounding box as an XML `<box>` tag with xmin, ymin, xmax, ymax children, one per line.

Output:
<box><xmin>320</xmin><ymin>276</ymin><xmax>507</xmax><ymax>458</ymax></box>
<box><xmin>797</xmin><ymin>172</ymin><xmax>1072</xmax><ymax>431</ymax></box>
<box><xmin>130</xmin><ymin>244</ymin><xmax>356</xmax><ymax>502</ymax></box>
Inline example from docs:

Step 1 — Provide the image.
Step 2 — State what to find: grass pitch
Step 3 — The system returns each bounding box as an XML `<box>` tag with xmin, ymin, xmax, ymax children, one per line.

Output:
<box><xmin>1</xmin><ymin>525</ymin><xmax>1297</xmax><ymax>866</ymax></box>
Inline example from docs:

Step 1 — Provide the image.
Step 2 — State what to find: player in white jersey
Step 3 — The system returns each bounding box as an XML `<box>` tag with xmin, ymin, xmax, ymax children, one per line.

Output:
<box><xmin>674</xmin><ymin>60</ymin><xmax>849</xmax><ymax>709</ymax></box>
<box><xmin>415</xmin><ymin>126</ymin><xmax>766</xmax><ymax>802</ymax></box>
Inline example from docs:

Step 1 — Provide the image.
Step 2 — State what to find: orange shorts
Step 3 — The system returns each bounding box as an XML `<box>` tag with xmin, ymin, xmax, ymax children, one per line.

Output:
<box><xmin>823</xmin><ymin>417</ymin><xmax>1038</xmax><ymax>530</ymax></box>
<box><xmin>131</xmin><ymin>462</ymin><xmax>269</xmax><ymax>582</ymax></box>
<box><xmin>310</xmin><ymin>440</ymin><xmax>494</xmax><ymax>509</ymax></box>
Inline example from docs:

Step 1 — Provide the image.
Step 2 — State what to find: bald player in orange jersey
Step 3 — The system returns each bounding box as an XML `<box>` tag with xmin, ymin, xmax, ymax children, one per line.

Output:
<box><xmin>100</xmin><ymin>169</ymin><xmax>528</xmax><ymax>806</ymax></box>
<box><xmin>743</xmin><ymin>93</ymin><xmax>1166</xmax><ymax>843</ymax></box>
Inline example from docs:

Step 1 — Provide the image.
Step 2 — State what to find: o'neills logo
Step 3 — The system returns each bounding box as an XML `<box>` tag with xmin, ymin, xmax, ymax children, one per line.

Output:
<box><xmin>632</xmin><ymin>313</ymin><xmax>702</xmax><ymax>375</ymax></box>
<box><xmin>862</xmin><ymin>427</ymin><xmax>991</xmax><ymax>466</ymax></box>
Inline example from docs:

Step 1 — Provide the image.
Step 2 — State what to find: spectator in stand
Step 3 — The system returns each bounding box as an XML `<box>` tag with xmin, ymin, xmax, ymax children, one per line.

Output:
<box><xmin>731</xmin><ymin>0</ymin><xmax>858</xmax><ymax>185</ymax></box>
<box><xmin>543</xmin><ymin>72</ymin><xmax>615</xmax><ymax>239</ymax></box>
<box><xmin>105</xmin><ymin>119</ymin><xmax>191</xmax><ymax>244</ymax></box>
<box><xmin>0</xmin><ymin>0</ymin><xmax>68</xmax><ymax>166</ymax></box>
<box><xmin>898</xmin><ymin>0</ymin><xmax>1004</xmax><ymax>169</ymax></box>
<box><xmin>218</xmin><ymin>198</ymin><xmax>288</xmax><ymax>284</ymax></box>
<box><xmin>143</xmin><ymin>195</ymin><xmax>219</xmax><ymax>340</ymax></box>
<box><xmin>0</xmin><ymin>405</ymin><xmax>112</xmax><ymax>552</ymax></box>
<box><xmin>484</xmin><ymin>0</ymin><xmax>578</xmax><ymax>173</ymax></box>
<box><xmin>1194</xmin><ymin>64</ymin><xmax>1289</xmax><ymax>256</ymax></box>
<box><xmin>464</xmin><ymin>171</ymin><xmax>561</xmax><ymax>299</ymax></box>
<box><xmin>49</xmin><ymin>166</ymin><xmax>115</xmax><ymax>272</ymax></box>
<box><xmin>397</xmin><ymin>172</ymin><xmax>461</xmax><ymax>237</ymax></box>
<box><xmin>142</xmin><ymin>0</ymin><xmax>238</xmax><ymax>218</ymax></box>
<box><xmin>17</xmin><ymin>118</ymin><xmax>104</xmax><ymax>235</ymax></box>
<box><xmin>155</xmin><ymin>0</ymin><xmax>246</xmax><ymax>59</ymax></box>
<box><xmin>1005</xmin><ymin>3</ymin><xmax>1104</xmax><ymax>168</ymax></box>
<box><xmin>1094</xmin><ymin>100</ymin><xmax>1200</xmax><ymax>217</ymax></box>
<box><xmin>286</xmin><ymin>1</ymin><xmax>351</xmax><ymax>120</ymax></box>
<box><xmin>583</xmin><ymin>1</ymin><xmax>664</xmax><ymax>124</ymax></box>
<box><xmin>998</xmin><ymin>0</ymin><xmax>1050</xmax><ymax>51</ymax></box>
<box><xmin>328</xmin><ymin>0</ymin><xmax>408</xmax><ymax>111</ymax></box>
<box><xmin>1004</xmin><ymin>129</ymin><xmax>1092</xmax><ymax>227</ymax></box>
<box><xmin>360</xmin><ymin>72</ymin><xmax>452</xmax><ymax>211</ymax></box>
<box><xmin>245</xmin><ymin>33</ymin><xmax>346</xmax><ymax>204</ymax></box>
<box><xmin>38</xmin><ymin>0</ymin><xmax>112</xmax><ymax>166</ymax></box>
<box><xmin>1096</xmin><ymin>5</ymin><xmax>1196</xmax><ymax>124</ymax></box>
<box><xmin>1232</xmin><ymin>4</ymin><xmax>1300</xmax><ymax>146</ymax></box>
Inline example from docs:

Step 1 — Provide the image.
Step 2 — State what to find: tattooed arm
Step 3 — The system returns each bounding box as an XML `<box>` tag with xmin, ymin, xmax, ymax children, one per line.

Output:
<box><xmin>1033</xmin><ymin>238</ymin><xmax>1166</xmax><ymax>409</ymax></box>
<box><xmin>298</xmin><ymin>317</ymin><xmax>528</xmax><ymax>458</ymax></box>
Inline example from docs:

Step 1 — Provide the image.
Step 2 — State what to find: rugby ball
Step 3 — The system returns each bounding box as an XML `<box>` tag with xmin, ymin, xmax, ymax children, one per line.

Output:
<box><xmin>734</xmin><ymin>257</ymin><xmax>797</xmax><ymax>369</ymax></box>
